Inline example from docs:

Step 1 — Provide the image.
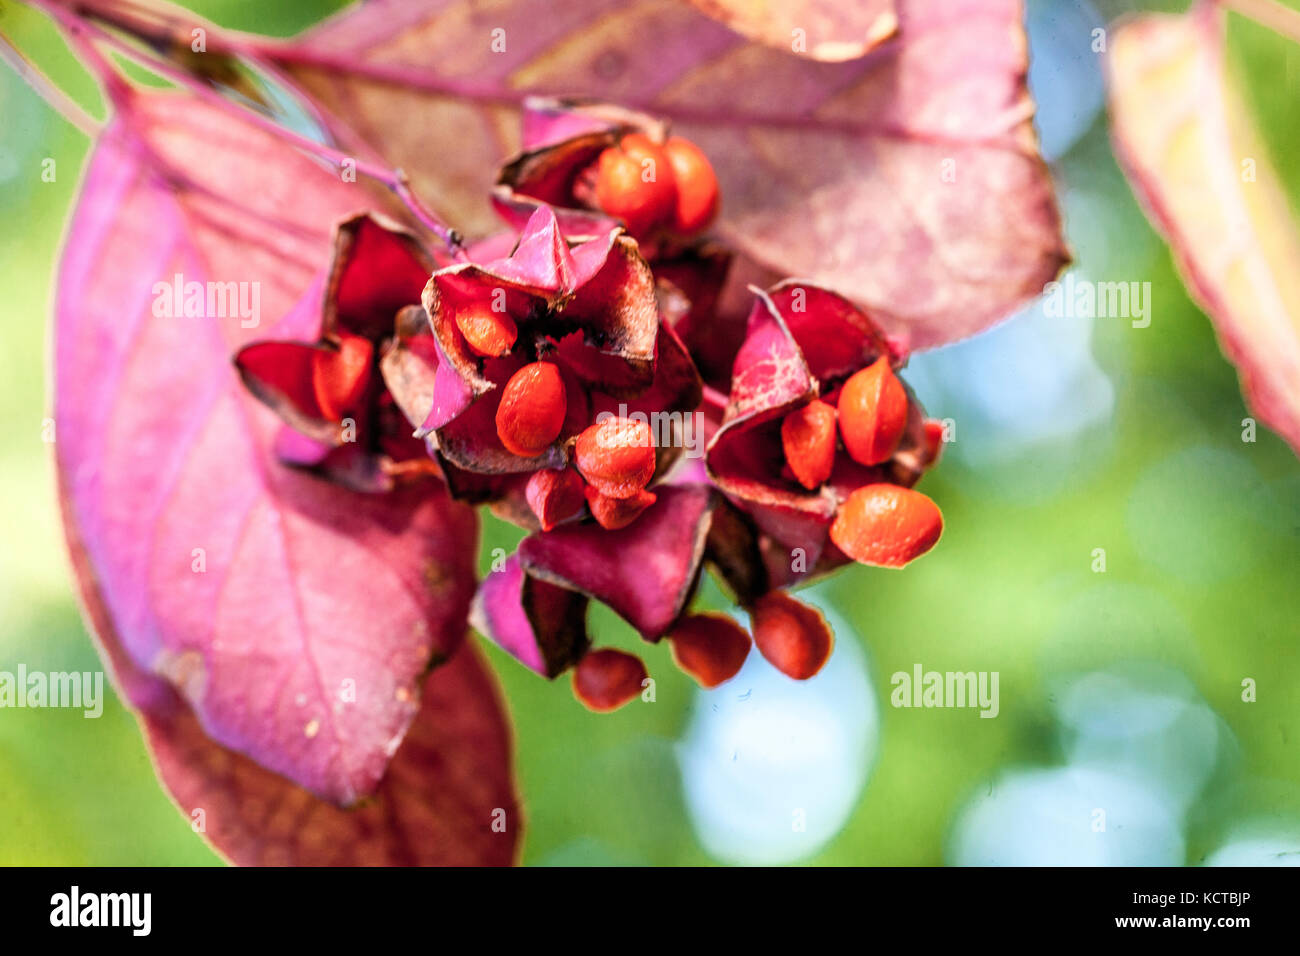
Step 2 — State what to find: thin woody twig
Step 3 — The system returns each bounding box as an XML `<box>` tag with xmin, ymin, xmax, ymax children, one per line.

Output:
<box><xmin>1219</xmin><ymin>0</ymin><xmax>1300</xmax><ymax>45</ymax></box>
<box><xmin>0</xmin><ymin>25</ymin><xmax>101</xmax><ymax>134</ymax></box>
<box><xmin>28</xmin><ymin>0</ymin><xmax>467</xmax><ymax>256</ymax></box>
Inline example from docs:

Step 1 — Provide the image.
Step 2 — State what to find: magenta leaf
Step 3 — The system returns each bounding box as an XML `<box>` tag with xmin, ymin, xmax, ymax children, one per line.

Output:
<box><xmin>278</xmin><ymin>0</ymin><xmax>1066</xmax><ymax>349</ymax></box>
<box><xmin>682</xmin><ymin>0</ymin><xmax>898</xmax><ymax>61</ymax></box>
<box><xmin>54</xmin><ymin>89</ymin><xmax>496</xmax><ymax>817</ymax></box>
<box><xmin>471</xmin><ymin>554</ymin><xmax>590</xmax><ymax>677</ymax></box>
<box><xmin>64</xmin><ymin>496</ymin><xmax>517</xmax><ymax>865</ymax></box>
<box><xmin>1108</xmin><ymin>5</ymin><xmax>1300</xmax><ymax>456</ymax></box>
<box><xmin>518</xmin><ymin>484</ymin><xmax>714</xmax><ymax>640</ymax></box>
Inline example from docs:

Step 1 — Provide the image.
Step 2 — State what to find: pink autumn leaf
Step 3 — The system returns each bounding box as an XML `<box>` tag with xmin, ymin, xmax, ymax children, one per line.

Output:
<box><xmin>65</xmin><ymin>490</ymin><xmax>517</xmax><ymax>865</ymax></box>
<box><xmin>272</xmin><ymin>0</ymin><xmax>1066</xmax><ymax>350</ymax></box>
<box><xmin>471</xmin><ymin>554</ymin><xmax>590</xmax><ymax>677</ymax></box>
<box><xmin>54</xmin><ymin>87</ymin><xmax>509</xmax><ymax>838</ymax></box>
<box><xmin>1108</xmin><ymin>3</ymin><xmax>1300</xmax><ymax>456</ymax></box>
<box><xmin>683</xmin><ymin>0</ymin><xmax>898</xmax><ymax>62</ymax></box>
<box><xmin>518</xmin><ymin>484</ymin><xmax>715</xmax><ymax>640</ymax></box>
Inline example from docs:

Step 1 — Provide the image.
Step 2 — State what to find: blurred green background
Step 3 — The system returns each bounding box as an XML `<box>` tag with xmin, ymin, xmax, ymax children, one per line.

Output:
<box><xmin>1</xmin><ymin>0</ymin><xmax>1297</xmax><ymax>865</ymax></box>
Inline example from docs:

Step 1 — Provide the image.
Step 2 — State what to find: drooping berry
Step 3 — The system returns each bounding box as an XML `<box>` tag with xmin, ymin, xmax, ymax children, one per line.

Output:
<box><xmin>750</xmin><ymin>590</ymin><xmax>833</xmax><ymax>680</ymax></box>
<box><xmin>594</xmin><ymin>133</ymin><xmax>677</xmax><ymax>239</ymax></box>
<box><xmin>495</xmin><ymin>361</ymin><xmax>567</xmax><ymax>458</ymax></box>
<box><xmin>312</xmin><ymin>331</ymin><xmax>374</xmax><ymax>421</ymax></box>
<box><xmin>572</xmin><ymin>648</ymin><xmax>647</xmax><ymax>712</ymax></box>
<box><xmin>669</xmin><ymin>613</ymin><xmax>752</xmax><ymax>688</ymax></box>
<box><xmin>526</xmin><ymin>468</ymin><xmax>586</xmax><ymax>531</ymax></box>
<box><xmin>830</xmin><ymin>484</ymin><xmax>943</xmax><ymax>569</ymax></box>
<box><xmin>780</xmin><ymin>399</ymin><xmax>837</xmax><ymax>490</ymax></box>
<box><xmin>574</xmin><ymin>417</ymin><xmax>656</xmax><ymax>498</ymax></box>
<box><xmin>455</xmin><ymin>302</ymin><xmax>518</xmax><ymax>357</ymax></box>
<box><xmin>838</xmin><ymin>356</ymin><xmax>908</xmax><ymax>466</ymax></box>
<box><xmin>662</xmin><ymin>136</ymin><xmax>720</xmax><ymax>235</ymax></box>
<box><xmin>584</xmin><ymin>485</ymin><xmax>656</xmax><ymax>530</ymax></box>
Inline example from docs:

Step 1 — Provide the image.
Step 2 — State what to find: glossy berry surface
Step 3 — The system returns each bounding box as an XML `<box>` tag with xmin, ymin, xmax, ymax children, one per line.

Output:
<box><xmin>838</xmin><ymin>356</ymin><xmax>908</xmax><ymax>466</ymax></box>
<box><xmin>495</xmin><ymin>361</ymin><xmax>567</xmax><ymax>458</ymax></box>
<box><xmin>662</xmin><ymin>136</ymin><xmax>720</xmax><ymax>235</ymax></box>
<box><xmin>781</xmin><ymin>398</ymin><xmax>838</xmax><ymax>490</ymax></box>
<box><xmin>594</xmin><ymin>133</ymin><xmax>677</xmax><ymax>239</ymax></box>
<box><xmin>669</xmin><ymin>613</ymin><xmax>751</xmax><ymax>687</ymax></box>
<box><xmin>830</xmin><ymin>483</ymin><xmax>943</xmax><ymax>569</ymax></box>
<box><xmin>572</xmin><ymin>648</ymin><xmax>647</xmax><ymax>712</ymax></box>
<box><xmin>750</xmin><ymin>590</ymin><xmax>834</xmax><ymax>681</ymax></box>
<box><xmin>573</xmin><ymin>417</ymin><xmax>656</xmax><ymax>498</ymax></box>
<box><xmin>311</xmin><ymin>331</ymin><xmax>374</xmax><ymax>422</ymax></box>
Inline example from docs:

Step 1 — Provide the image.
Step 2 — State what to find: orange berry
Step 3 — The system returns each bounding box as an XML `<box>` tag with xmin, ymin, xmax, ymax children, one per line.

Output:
<box><xmin>780</xmin><ymin>399</ymin><xmax>837</xmax><ymax>490</ymax></box>
<box><xmin>838</xmin><ymin>356</ymin><xmax>908</xmax><ymax>466</ymax></box>
<box><xmin>750</xmin><ymin>591</ymin><xmax>833</xmax><ymax>681</ymax></box>
<box><xmin>572</xmin><ymin>648</ymin><xmax>647</xmax><ymax>712</ymax></box>
<box><xmin>494</xmin><ymin>362</ymin><xmax>567</xmax><ymax>458</ymax></box>
<box><xmin>594</xmin><ymin>133</ymin><xmax>677</xmax><ymax>239</ymax></box>
<box><xmin>662</xmin><ymin>136</ymin><xmax>719</xmax><ymax>235</ymax></box>
<box><xmin>455</xmin><ymin>302</ymin><xmax>517</xmax><ymax>357</ymax></box>
<box><xmin>669</xmin><ymin>613</ymin><xmax>752</xmax><ymax>688</ymax></box>
<box><xmin>584</xmin><ymin>485</ymin><xmax>656</xmax><ymax>530</ymax></box>
<box><xmin>830</xmin><ymin>484</ymin><xmax>943</xmax><ymax>569</ymax></box>
<box><xmin>573</xmin><ymin>417</ymin><xmax>656</xmax><ymax>498</ymax></box>
<box><xmin>526</xmin><ymin>468</ymin><xmax>586</xmax><ymax>531</ymax></box>
<box><xmin>312</xmin><ymin>331</ymin><xmax>373</xmax><ymax>421</ymax></box>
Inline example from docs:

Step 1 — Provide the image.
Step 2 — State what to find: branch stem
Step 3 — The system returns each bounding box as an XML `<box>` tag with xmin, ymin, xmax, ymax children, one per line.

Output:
<box><xmin>26</xmin><ymin>0</ymin><xmax>466</xmax><ymax>255</ymax></box>
<box><xmin>0</xmin><ymin>25</ymin><xmax>101</xmax><ymax>134</ymax></box>
<box><xmin>1219</xmin><ymin>0</ymin><xmax>1300</xmax><ymax>46</ymax></box>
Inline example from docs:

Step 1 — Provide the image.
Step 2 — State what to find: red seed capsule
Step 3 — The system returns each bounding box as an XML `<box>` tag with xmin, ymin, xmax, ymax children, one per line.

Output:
<box><xmin>594</xmin><ymin>133</ymin><xmax>677</xmax><ymax>239</ymax></box>
<box><xmin>572</xmin><ymin>648</ymin><xmax>647</xmax><ymax>712</ymax></box>
<box><xmin>750</xmin><ymin>591</ymin><xmax>833</xmax><ymax>681</ymax></box>
<box><xmin>584</xmin><ymin>485</ymin><xmax>656</xmax><ymax>530</ymax></box>
<box><xmin>780</xmin><ymin>399</ymin><xmax>837</xmax><ymax>490</ymax></box>
<box><xmin>574</xmin><ymin>417</ymin><xmax>656</xmax><ymax>498</ymax></box>
<box><xmin>662</xmin><ymin>136</ymin><xmax>720</xmax><ymax>235</ymax></box>
<box><xmin>495</xmin><ymin>362</ymin><xmax>567</xmax><ymax>458</ymax></box>
<box><xmin>526</xmin><ymin>468</ymin><xmax>586</xmax><ymax>531</ymax></box>
<box><xmin>455</xmin><ymin>302</ymin><xmax>518</xmax><ymax>357</ymax></box>
<box><xmin>830</xmin><ymin>483</ymin><xmax>943</xmax><ymax>569</ymax></box>
<box><xmin>838</xmin><ymin>356</ymin><xmax>908</xmax><ymax>466</ymax></box>
<box><xmin>669</xmin><ymin>613</ymin><xmax>752</xmax><ymax>688</ymax></box>
<box><xmin>312</xmin><ymin>331</ymin><xmax>374</xmax><ymax>421</ymax></box>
